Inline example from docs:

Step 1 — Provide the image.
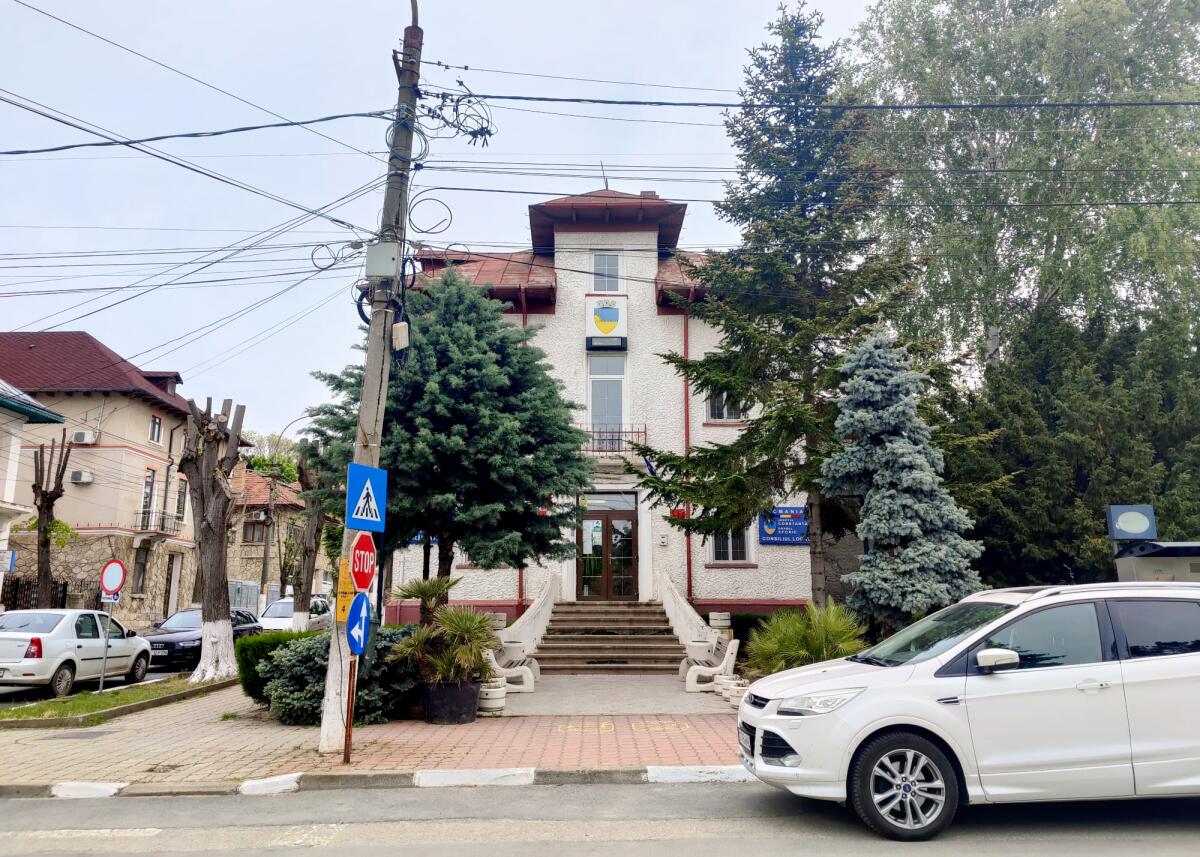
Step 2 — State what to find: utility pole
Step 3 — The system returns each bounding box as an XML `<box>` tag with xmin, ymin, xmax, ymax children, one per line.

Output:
<box><xmin>317</xmin><ymin>0</ymin><xmax>423</xmax><ymax>755</ymax></box>
<box><xmin>258</xmin><ymin>468</ymin><xmax>279</xmax><ymax>613</ymax></box>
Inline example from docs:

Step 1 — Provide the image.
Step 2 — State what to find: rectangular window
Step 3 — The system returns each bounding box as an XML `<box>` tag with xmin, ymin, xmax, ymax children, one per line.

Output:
<box><xmin>149</xmin><ymin>415</ymin><xmax>163</xmax><ymax>444</ymax></box>
<box><xmin>243</xmin><ymin>521</ymin><xmax>267</xmax><ymax>544</ymax></box>
<box><xmin>132</xmin><ymin>545</ymin><xmax>150</xmax><ymax>594</ymax></box>
<box><xmin>140</xmin><ymin>468</ymin><xmax>157</xmax><ymax>528</ymax></box>
<box><xmin>593</xmin><ymin>253</ymin><xmax>619</xmax><ymax>292</ymax></box>
<box><xmin>588</xmin><ymin>355</ymin><xmax>624</xmax><ymax>450</ymax></box>
<box><xmin>713</xmin><ymin>528</ymin><xmax>749</xmax><ymax>563</ymax></box>
<box><xmin>708</xmin><ymin>392</ymin><xmax>743</xmax><ymax>422</ymax></box>
<box><xmin>1114</xmin><ymin>600</ymin><xmax>1200</xmax><ymax>658</ymax></box>
<box><xmin>175</xmin><ymin>479</ymin><xmax>188</xmax><ymax>521</ymax></box>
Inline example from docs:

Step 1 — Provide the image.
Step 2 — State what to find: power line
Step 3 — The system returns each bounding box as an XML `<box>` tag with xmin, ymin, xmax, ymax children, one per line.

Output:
<box><xmin>10</xmin><ymin>0</ymin><xmax>386</xmax><ymax>164</ymax></box>
<box><xmin>0</xmin><ymin>108</ymin><xmax>394</xmax><ymax>156</ymax></box>
<box><xmin>0</xmin><ymin>89</ymin><xmax>374</xmax><ymax>233</ymax></box>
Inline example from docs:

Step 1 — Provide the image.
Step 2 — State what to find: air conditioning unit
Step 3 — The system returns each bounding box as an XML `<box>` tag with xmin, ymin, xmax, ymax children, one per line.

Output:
<box><xmin>69</xmin><ymin>470</ymin><xmax>94</xmax><ymax>485</ymax></box>
<box><xmin>251</xmin><ymin>510</ymin><xmax>269</xmax><ymax>522</ymax></box>
<box><xmin>71</xmin><ymin>430</ymin><xmax>97</xmax><ymax>445</ymax></box>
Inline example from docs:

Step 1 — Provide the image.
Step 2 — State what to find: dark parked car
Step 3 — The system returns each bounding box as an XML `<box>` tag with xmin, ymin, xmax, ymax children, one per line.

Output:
<box><xmin>143</xmin><ymin>608</ymin><xmax>261</xmax><ymax>670</ymax></box>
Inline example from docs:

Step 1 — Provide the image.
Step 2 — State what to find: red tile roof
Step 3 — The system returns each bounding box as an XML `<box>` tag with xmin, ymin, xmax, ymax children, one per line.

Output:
<box><xmin>234</xmin><ymin>468</ymin><xmax>305</xmax><ymax>510</ymax></box>
<box><xmin>528</xmin><ymin>189</ymin><xmax>687</xmax><ymax>252</ymax></box>
<box><xmin>0</xmin><ymin>332</ymin><xmax>190</xmax><ymax>417</ymax></box>
<box><xmin>414</xmin><ymin>250</ymin><xmax>557</xmax><ymax>289</ymax></box>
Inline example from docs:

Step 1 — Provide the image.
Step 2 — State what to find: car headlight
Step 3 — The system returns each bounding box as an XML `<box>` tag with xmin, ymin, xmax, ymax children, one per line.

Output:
<box><xmin>777</xmin><ymin>688</ymin><xmax>863</xmax><ymax>716</ymax></box>
<box><xmin>177</xmin><ymin>640</ymin><xmax>201</xmax><ymax>649</ymax></box>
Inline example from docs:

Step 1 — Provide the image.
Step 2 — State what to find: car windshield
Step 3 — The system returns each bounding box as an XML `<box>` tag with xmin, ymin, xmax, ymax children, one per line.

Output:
<box><xmin>0</xmin><ymin>612</ymin><xmax>63</xmax><ymax>633</ymax></box>
<box><xmin>262</xmin><ymin>601</ymin><xmax>293</xmax><ymax>618</ymax></box>
<box><xmin>159</xmin><ymin>611</ymin><xmax>202</xmax><ymax>631</ymax></box>
<box><xmin>854</xmin><ymin>602</ymin><xmax>1014</xmax><ymax>666</ymax></box>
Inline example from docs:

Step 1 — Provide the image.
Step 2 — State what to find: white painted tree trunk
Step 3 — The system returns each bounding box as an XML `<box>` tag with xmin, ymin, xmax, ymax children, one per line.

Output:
<box><xmin>291</xmin><ymin>609</ymin><xmax>310</xmax><ymax>632</ymax></box>
<box><xmin>190</xmin><ymin>619</ymin><xmax>236</xmax><ymax>683</ymax></box>
<box><xmin>317</xmin><ymin>623</ymin><xmax>350</xmax><ymax>753</ymax></box>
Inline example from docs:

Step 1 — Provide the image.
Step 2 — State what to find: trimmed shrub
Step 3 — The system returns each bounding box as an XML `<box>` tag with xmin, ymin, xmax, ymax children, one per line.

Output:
<box><xmin>259</xmin><ymin>627</ymin><xmax>418</xmax><ymax>726</ymax></box>
<box><xmin>743</xmin><ymin>601</ymin><xmax>867</xmax><ymax>677</ymax></box>
<box><xmin>235</xmin><ymin>631</ymin><xmax>317</xmax><ymax>703</ymax></box>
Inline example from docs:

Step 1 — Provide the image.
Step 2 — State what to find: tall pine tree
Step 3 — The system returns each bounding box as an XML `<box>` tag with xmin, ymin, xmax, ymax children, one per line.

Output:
<box><xmin>635</xmin><ymin>3</ymin><xmax>911</xmax><ymax>599</ymax></box>
<box><xmin>306</xmin><ymin>270</ymin><xmax>592</xmax><ymax>585</ymax></box>
<box><xmin>819</xmin><ymin>335</ymin><xmax>982</xmax><ymax>630</ymax></box>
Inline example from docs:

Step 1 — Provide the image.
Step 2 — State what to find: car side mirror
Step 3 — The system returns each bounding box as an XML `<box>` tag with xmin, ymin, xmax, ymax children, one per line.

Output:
<box><xmin>125</xmin><ymin>629</ymin><xmax>137</xmax><ymax>638</ymax></box>
<box><xmin>976</xmin><ymin>647</ymin><xmax>1019</xmax><ymax>674</ymax></box>
<box><xmin>152</xmin><ymin>621</ymin><xmax>162</xmax><ymax>629</ymax></box>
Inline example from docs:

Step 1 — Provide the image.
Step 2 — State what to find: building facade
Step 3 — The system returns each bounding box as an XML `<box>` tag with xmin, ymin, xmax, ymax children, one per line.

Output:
<box><xmin>400</xmin><ymin>190</ymin><xmax>814</xmax><ymax>617</ymax></box>
<box><xmin>0</xmin><ymin>332</ymin><xmax>198</xmax><ymax>627</ymax></box>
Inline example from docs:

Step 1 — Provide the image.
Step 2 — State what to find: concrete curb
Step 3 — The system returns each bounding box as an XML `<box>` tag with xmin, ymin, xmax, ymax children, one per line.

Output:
<box><xmin>0</xmin><ymin>677</ymin><xmax>238</xmax><ymax>730</ymax></box>
<box><xmin>0</xmin><ymin>766</ymin><xmax>758</xmax><ymax>800</ymax></box>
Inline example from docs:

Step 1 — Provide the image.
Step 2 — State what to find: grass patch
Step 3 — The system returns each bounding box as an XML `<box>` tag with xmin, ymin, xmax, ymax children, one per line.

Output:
<box><xmin>221</xmin><ymin>711</ymin><xmax>239</xmax><ymax>721</ymax></box>
<box><xmin>0</xmin><ymin>677</ymin><xmax>202</xmax><ymax>722</ymax></box>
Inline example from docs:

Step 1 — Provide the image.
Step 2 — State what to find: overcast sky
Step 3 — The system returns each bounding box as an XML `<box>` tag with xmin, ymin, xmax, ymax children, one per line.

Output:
<box><xmin>1</xmin><ymin>0</ymin><xmax>871</xmax><ymax>435</ymax></box>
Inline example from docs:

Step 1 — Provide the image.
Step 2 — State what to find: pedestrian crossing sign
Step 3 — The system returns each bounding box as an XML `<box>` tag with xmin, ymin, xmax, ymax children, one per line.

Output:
<box><xmin>345</xmin><ymin>462</ymin><xmax>387</xmax><ymax>533</ymax></box>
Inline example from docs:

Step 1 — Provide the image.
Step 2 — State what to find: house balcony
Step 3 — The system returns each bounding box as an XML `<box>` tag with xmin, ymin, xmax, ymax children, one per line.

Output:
<box><xmin>580</xmin><ymin>424</ymin><xmax>647</xmax><ymax>457</ymax></box>
<box><xmin>132</xmin><ymin>509</ymin><xmax>184</xmax><ymax>536</ymax></box>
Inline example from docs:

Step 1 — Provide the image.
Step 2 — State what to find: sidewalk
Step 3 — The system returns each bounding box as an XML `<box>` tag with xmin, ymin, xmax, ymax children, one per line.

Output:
<box><xmin>0</xmin><ymin>684</ymin><xmax>740</xmax><ymax>789</ymax></box>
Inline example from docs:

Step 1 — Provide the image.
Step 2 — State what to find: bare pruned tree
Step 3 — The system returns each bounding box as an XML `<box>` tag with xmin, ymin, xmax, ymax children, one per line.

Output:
<box><xmin>178</xmin><ymin>397</ymin><xmax>245</xmax><ymax>682</ymax></box>
<box><xmin>30</xmin><ymin>428</ymin><xmax>73</xmax><ymax>608</ymax></box>
<box><xmin>292</xmin><ymin>445</ymin><xmax>326</xmax><ymax>630</ymax></box>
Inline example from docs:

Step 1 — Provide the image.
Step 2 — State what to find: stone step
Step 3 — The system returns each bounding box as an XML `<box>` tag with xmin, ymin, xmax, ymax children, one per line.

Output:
<box><xmin>555</xmin><ymin>601</ymin><xmax>664</xmax><ymax>607</ymax></box>
<box><xmin>537</xmin><ymin>640</ymin><xmax>683</xmax><ymax>652</ymax></box>
<box><xmin>535</xmin><ymin>652</ymin><xmax>682</xmax><ymax>663</ymax></box>
<box><xmin>546</xmin><ymin>625</ymin><xmax>675</xmax><ymax>635</ymax></box>
<box><xmin>539</xmin><ymin>634</ymin><xmax>682</xmax><ymax>644</ymax></box>
<box><xmin>539</xmin><ymin>663</ymin><xmax>681</xmax><ymax>674</ymax></box>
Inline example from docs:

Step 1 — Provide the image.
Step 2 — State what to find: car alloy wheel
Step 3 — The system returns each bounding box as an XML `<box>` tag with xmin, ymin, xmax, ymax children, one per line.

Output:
<box><xmin>849</xmin><ymin>731</ymin><xmax>960</xmax><ymax>841</ymax></box>
<box><xmin>129</xmin><ymin>654</ymin><xmax>148</xmax><ymax>683</ymax></box>
<box><xmin>50</xmin><ymin>665</ymin><xmax>75</xmax><ymax>698</ymax></box>
<box><xmin>870</xmin><ymin>749</ymin><xmax>946</xmax><ymax>831</ymax></box>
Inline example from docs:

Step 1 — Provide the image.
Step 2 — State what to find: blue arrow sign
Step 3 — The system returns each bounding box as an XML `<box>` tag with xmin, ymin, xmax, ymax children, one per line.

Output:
<box><xmin>345</xmin><ymin>463</ymin><xmax>387</xmax><ymax>533</ymax></box>
<box><xmin>347</xmin><ymin>592</ymin><xmax>371</xmax><ymax>656</ymax></box>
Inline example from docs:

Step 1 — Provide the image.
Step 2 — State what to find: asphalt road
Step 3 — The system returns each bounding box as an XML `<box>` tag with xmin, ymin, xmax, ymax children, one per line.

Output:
<box><xmin>2</xmin><ymin>783</ymin><xmax>1198</xmax><ymax>856</ymax></box>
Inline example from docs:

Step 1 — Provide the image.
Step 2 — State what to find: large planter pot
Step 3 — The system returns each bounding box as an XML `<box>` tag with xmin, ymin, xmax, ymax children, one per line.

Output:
<box><xmin>422</xmin><ymin>680</ymin><xmax>482</xmax><ymax>724</ymax></box>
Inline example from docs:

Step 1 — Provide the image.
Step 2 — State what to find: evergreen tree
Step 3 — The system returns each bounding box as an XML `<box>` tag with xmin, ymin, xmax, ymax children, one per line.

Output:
<box><xmin>819</xmin><ymin>335</ymin><xmax>982</xmax><ymax>630</ymax></box>
<box><xmin>939</xmin><ymin>300</ymin><xmax>1200</xmax><ymax>586</ymax></box>
<box><xmin>306</xmin><ymin>271</ymin><xmax>592</xmax><ymax>589</ymax></box>
<box><xmin>635</xmin><ymin>2</ymin><xmax>911</xmax><ymax>598</ymax></box>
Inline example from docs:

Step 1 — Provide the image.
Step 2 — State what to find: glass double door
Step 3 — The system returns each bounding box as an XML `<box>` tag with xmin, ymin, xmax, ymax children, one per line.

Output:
<box><xmin>577</xmin><ymin>512</ymin><xmax>637</xmax><ymax>600</ymax></box>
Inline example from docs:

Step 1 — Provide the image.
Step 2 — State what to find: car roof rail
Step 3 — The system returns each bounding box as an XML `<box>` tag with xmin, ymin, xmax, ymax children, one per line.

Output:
<box><xmin>1027</xmin><ymin>581</ymin><xmax>1200</xmax><ymax>601</ymax></box>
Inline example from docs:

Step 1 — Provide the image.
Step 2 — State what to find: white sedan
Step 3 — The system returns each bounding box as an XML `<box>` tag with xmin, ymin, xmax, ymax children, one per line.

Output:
<box><xmin>259</xmin><ymin>596</ymin><xmax>332</xmax><ymax>631</ymax></box>
<box><xmin>0</xmin><ymin>609</ymin><xmax>151</xmax><ymax>697</ymax></box>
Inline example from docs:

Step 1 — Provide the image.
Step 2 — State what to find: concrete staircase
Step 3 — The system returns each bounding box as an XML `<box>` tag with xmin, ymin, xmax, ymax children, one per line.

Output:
<box><xmin>534</xmin><ymin>601</ymin><xmax>684</xmax><ymax>674</ymax></box>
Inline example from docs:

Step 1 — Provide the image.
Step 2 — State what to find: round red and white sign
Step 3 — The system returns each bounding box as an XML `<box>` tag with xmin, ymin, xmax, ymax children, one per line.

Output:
<box><xmin>100</xmin><ymin>559</ymin><xmax>127</xmax><ymax>595</ymax></box>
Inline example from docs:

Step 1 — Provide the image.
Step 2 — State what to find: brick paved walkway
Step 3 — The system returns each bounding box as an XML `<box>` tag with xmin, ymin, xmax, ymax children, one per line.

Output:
<box><xmin>0</xmin><ymin>686</ymin><xmax>739</xmax><ymax>786</ymax></box>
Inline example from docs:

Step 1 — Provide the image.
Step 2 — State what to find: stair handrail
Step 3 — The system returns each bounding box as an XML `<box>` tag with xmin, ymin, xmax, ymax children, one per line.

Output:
<box><xmin>499</xmin><ymin>570</ymin><xmax>559</xmax><ymax>650</ymax></box>
<box><xmin>654</xmin><ymin>564</ymin><xmax>718</xmax><ymax>646</ymax></box>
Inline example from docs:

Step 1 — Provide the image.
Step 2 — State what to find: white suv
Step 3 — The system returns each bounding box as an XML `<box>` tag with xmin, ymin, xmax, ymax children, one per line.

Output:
<box><xmin>739</xmin><ymin>583</ymin><xmax>1200</xmax><ymax>840</ymax></box>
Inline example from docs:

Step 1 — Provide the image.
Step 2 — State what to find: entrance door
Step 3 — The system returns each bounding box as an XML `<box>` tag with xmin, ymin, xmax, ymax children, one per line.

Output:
<box><xmin>577</xmin><ymin>511</ymin><xmax>637</xmax><ymax>600</ymax></box>
<box><xmin>164</xmin><ymin>553</ymin><xmax>181</xmax><ymax>617</ymax></box>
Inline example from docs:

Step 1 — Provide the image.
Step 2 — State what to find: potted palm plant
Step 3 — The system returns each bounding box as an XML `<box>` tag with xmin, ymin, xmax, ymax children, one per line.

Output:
<box><xmin>389</xmin><ymin>604</ymin><xmax>497</xmax><ymax>724</ymax></box>
<box><xmin>394</xmin><ymin>577</ymin><xmax>460</xmax><ymax>627</ymax></box>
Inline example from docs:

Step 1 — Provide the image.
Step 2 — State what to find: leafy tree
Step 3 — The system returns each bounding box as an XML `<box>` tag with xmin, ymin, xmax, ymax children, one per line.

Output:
<box><xmin>851</xmin><ymin>0</ymin><xmax>1200</xmax><ymax>354</ymax></box>
<box><xmin>635</xmin><ymin>2</ymin><xmax>911</xmax><ymax>599</ymax></box>
<box><xmin>819</xmin><ymin>335</ymin><xmax>982</xmax><ymax>630</ymax></box>
<box><xmin>939</xmin><ymin>301</ymin><xmax>1200</xmax><ymax>586</ymax></box>
<box><xmin>306</xmin><ymin>271</ymin><xmax>592</xmax><ymax>594</ymax></box>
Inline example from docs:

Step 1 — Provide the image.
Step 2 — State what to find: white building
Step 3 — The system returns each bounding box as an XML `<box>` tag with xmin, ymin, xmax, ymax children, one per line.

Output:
<box><xmin>398</xmin><ymin>190</ymin><xmax>815</xmax><ymax>629</ymax></box>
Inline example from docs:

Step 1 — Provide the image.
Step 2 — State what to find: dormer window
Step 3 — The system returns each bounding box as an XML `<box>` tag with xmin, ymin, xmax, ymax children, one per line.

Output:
<box><xmin>593</xmin><ymin>253</ymin><xmax>619</xmax><ymax>292</ymax></box>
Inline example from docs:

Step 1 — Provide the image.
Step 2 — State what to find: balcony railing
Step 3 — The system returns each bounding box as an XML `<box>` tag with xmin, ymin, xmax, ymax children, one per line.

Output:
<box><xmin>579</xmin><ymin>424</ymin><xmax>647</xmax><ymax>456</ymax></box>
<box><xmin>132</xmin><ymin>509</ymin><xmax>184</xmax><ymax>535</ymax></box>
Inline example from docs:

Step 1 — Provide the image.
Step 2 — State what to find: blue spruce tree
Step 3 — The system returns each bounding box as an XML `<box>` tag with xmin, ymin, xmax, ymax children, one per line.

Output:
<box><xmin>819</xmin><ymin>335</ymin><xmax>982</xmax><ymax>630</ymax></box>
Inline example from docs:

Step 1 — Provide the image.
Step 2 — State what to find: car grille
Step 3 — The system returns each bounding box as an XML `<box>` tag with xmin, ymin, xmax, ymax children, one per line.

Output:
<box><xmin>746</xmin><ymin>693</ymin><xmax>768</xmax><ymax>709</ymax></box>
<box><xmin>759</xmin><ymin>729</ymin><xmax>798</xmax><ymax>763</ymax></box>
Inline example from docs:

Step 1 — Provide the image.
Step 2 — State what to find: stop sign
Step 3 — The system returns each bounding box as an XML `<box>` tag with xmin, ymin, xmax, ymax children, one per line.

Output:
<box><xmin>350</xmin><ymin>532</ymin><xmax>377</xmax><ymax>592</ymax></box>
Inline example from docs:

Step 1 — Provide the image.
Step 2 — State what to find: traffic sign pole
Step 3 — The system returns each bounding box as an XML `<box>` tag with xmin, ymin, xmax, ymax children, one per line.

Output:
<box><xmin>97</xmin><ymin>559</ymin><xmax>127</xmax><ymax>693</ymax></box>
<box><xmin>343</xmin><ymin>655</ymin><xmax>358</xmax><ymax>765</ymax></box>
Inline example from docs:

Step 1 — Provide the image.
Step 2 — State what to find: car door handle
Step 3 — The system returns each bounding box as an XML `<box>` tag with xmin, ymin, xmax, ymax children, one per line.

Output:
<box><xmin>1076</xmin><ymin>679</ymin><xmax>1113</xmax><ymax>692</ymax></box>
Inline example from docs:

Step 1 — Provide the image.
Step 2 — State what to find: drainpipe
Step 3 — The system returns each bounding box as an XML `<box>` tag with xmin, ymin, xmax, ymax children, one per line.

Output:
<box><xmin>683</xmin><ymin>298</ymin><xmax>694</xmax><ymax>603</ymax></box>
<box><xmin>160</xmin><ymin>422</ymin><xmax>182</xmax><ymax>528</ymax></box>
<box><xmin>516</xmin><ymin>566</ymin><xmax>525</xmax><ymax>618</ymax></box>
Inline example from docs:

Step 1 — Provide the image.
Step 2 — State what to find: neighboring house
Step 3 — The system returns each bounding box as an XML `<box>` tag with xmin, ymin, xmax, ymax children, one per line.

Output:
<box><xmin>227</xmin><ymin>462</ymin><xmax>329</xmax><ymax>612</ymax></box>
<box><xmin>0</xmin><ymin>332</ymin><xmax>198</xmax><ymax>627</ymax></box>
<box><xmin>403</xmin><ymin>189</ymin><xmax>814</xmax><ymax>618</ymax></box>
<box><xmin>0</xmin><ymin>377</ymin><xmax>64</xmax><ymax>606</ymax></box>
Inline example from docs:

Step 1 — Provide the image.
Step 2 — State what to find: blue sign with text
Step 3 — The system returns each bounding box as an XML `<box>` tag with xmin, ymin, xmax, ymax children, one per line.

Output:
<box><xmin>758</xmin><ymin>506</ymin><xmax>809</xmax><ymax>545</ymax></box>
<box><xmin>347</xmin><ymin>592</ymin><xmax>371</xmax><ymax>656</ymax></box>
<box><xmin>345</xmin><ymin>463</ymin><xmax>387</xmax><ymax>533</ymax></box>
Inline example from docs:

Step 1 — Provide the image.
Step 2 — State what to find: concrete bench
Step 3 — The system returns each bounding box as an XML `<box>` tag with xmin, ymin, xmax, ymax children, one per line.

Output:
<box><xmin>682</xmin><ymin>638</ymin><xmax>740</xmax><ymax>692</ymax></box>
<box><xmin>484</xmin><ymin>649</ymin><xmax>538</xmax><ymax>693</ymax></box>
